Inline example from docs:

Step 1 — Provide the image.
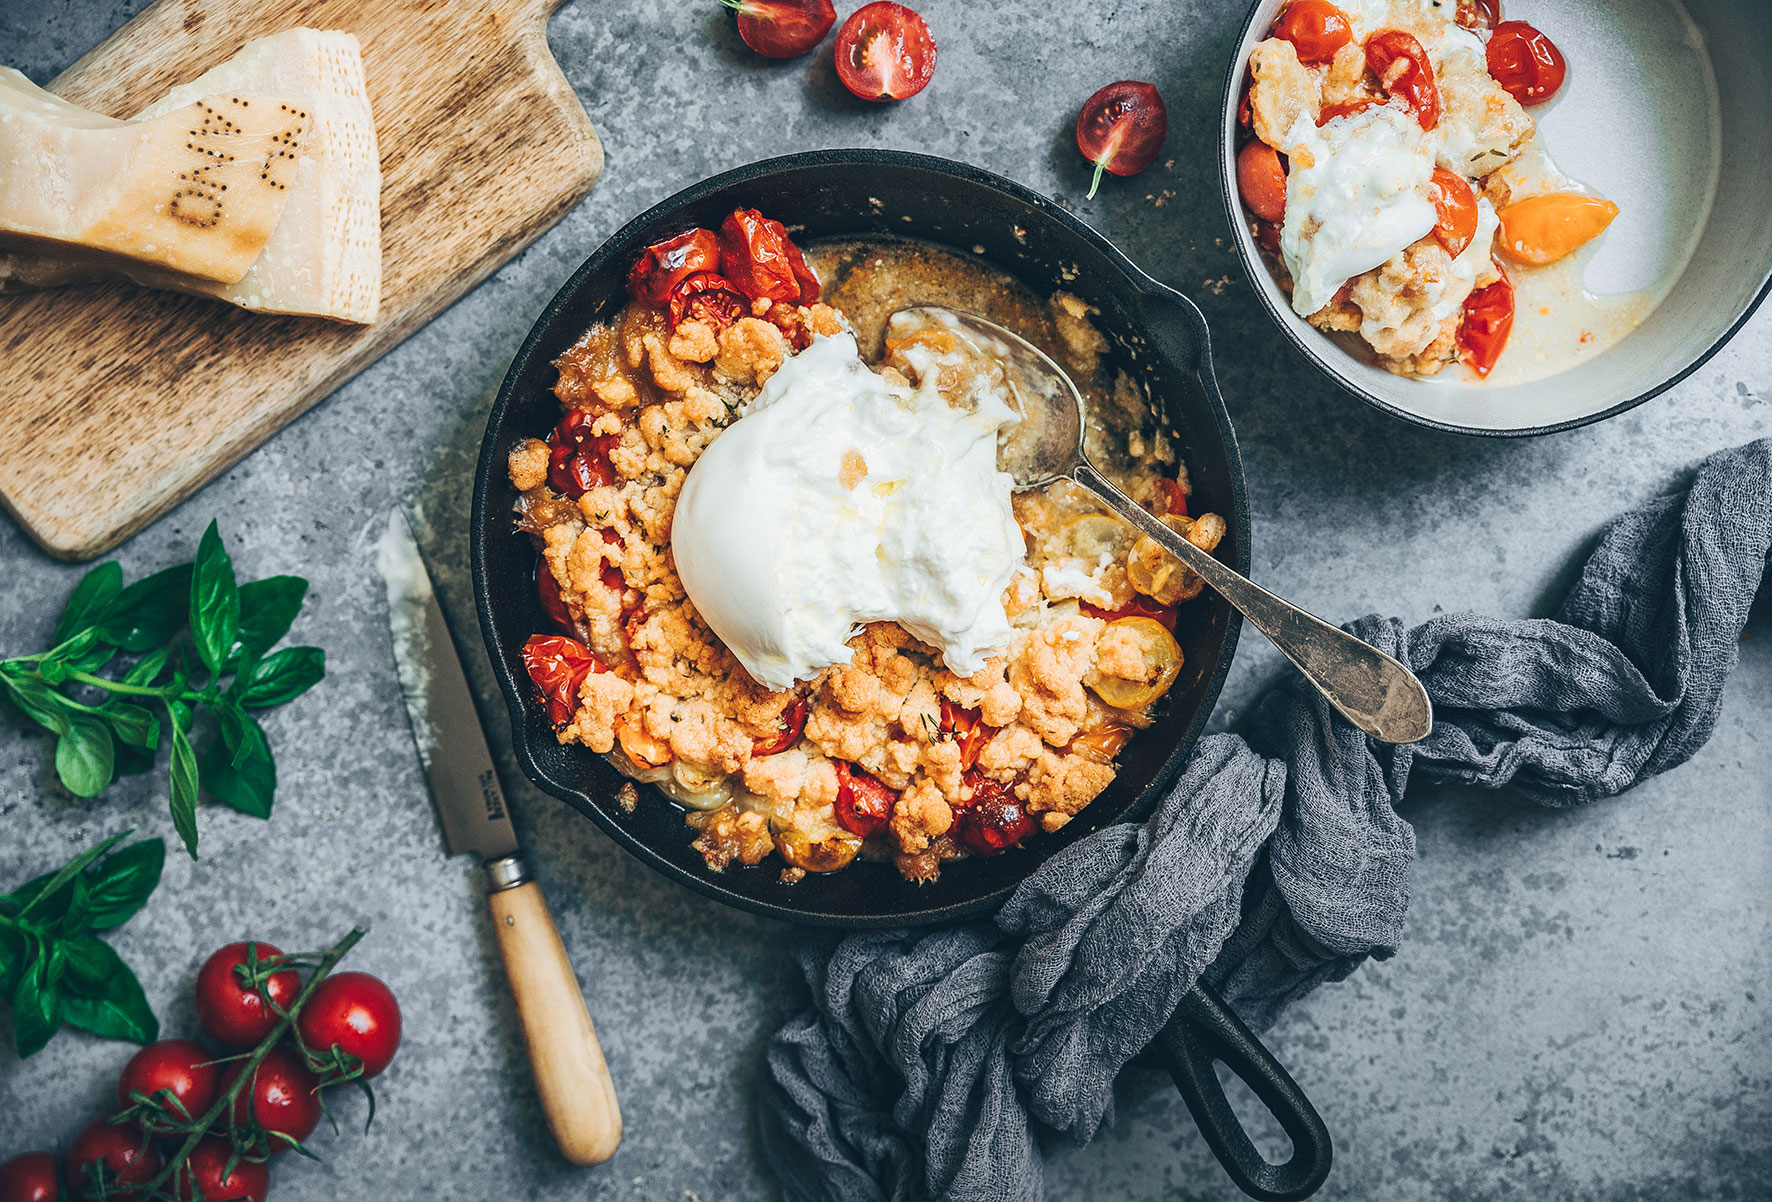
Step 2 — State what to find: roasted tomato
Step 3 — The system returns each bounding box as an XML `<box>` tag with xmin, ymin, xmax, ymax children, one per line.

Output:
<box><xmin>545</xmin><ymin>410</ymin><xmax>619</xmax><ymax>500</ymax></box>
<box><xmin>1083</xmin><ymin>592</ymin><xmax>1180</xmax><ymax>633</ymax></box>
<box><xmin>1486</xmin><ymin>21</ymin><xmax>1566</xmax><ymax>105</ymax></box>
<box><xmin>1455</xmin><ymin>0</ymin><xmax>1501</xmax><ymax>31</ymax></box>
<box><xmin>537</xmin><ymin>561</ymin><xmax>574</xmax><ymax>634</ymax></box>
<box><xmin>833</xmin><ymin>760</ymin><xmax>898</xmax><ymax>838</ymax></box>
<box><xmin>627</xmin><ymin>227</ymin><xmax>722</xmax><ymax>307</ymax></box>
<box><xmin>668</xmin><ymin>271</ymin><xmax>749</xmax><ymax>331</ymax></box>
<box><xmin>1088</xmin><ymin>616</ymin><xmax>1184</xmax><ymax>710</ymax></box>
<box><xmin>522</xmin><ymin>634</ymin><xmax>607</xmax><ymax>727</ymax></box>
<box><xmin>1315</xmin><ymin>97</ymin><xmax>1379</xmax><ymax>126</ymax></box>
<box><xmin>1496</xmin><ymin>193</ymin><xmax>1617</xmax><ymax>265</ymax></box>
<box><xmin>938</xmin><ymin>698</ymin><xmax>992</xmax><ymax>771</ymax></box>
<box><xmin>1076</xmin><ymin>80</ymin><xmax>1168</xmax><ymax>199</ymax></box>
<box><xmin>753</xmin><ymin>698</ymin><xmax>807</xmax><ymax>756</ymax></box>
<box><xmin>1365</xmin><ymin>31</ymin><xmax>1440</xmax><ymax>130</ymax></box>
<box><xmin>1427</xmin><ymin>167</ymin><xmax>1480</xmax><ymax>257</ymax></box>
<box><xmin>765</xmin><ymin>301</ymin><xmax>812</xmax><ymax>351</ymax></box>
<box><xmin>723</xmin><ymin>0</ymin><xmax>837</xmax><ymax>58</ymax></box>
<box><xmin>1236</xmin><ymin>141</ymin><xmax>1288</xmax><ymax>224</ymax></box>
<box><xmin>1066</xmin><ymin>722</ymin><xmax>1134</xmax><ymax>764</ymax></box>
<box><xmin>834</xmin><ymin>2</ymin><xmax>937</xmax><ymax>102</ymax></box>
<box><xmin>1271</xmin><ymin>0</ymin><xmax>1353</xmax><ymax>64</ymax></box>
<box><xmin>1458</xmin><ymin>265</ymin><xmax>1514</xmax><ymax>377</ymax></box>
<box><xmin>953</xmin><ymin>773</ymin><xmax>1034</xmax><ymax>855</ymax></box>
<box><xmin>117</xmin><ymin>1040</ymin><xmax>220</xmax><ymax>1130</ymax></box>
<box><xmin>718</xmin><ymin>209</ymin><xmax>820</xmax><ymax>305</ymax></box>
<box><xmin>195</xmin><ymin>942</ymin><xmax>300</xmax><ymax>1049</ymax></box>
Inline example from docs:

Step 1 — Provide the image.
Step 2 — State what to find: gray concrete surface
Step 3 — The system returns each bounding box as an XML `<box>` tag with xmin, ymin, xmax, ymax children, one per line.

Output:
<box><xmin>3</xmin><ymin>1</ymin><xmax>1769</xmax><ymax>1199</ymax></box>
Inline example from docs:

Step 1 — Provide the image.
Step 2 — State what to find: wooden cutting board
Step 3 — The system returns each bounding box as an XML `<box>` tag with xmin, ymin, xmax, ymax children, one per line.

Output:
<box><xmin>0</xmin><ymin>0</ymin><xmax>602</xmax><ymax>560</ymax></box>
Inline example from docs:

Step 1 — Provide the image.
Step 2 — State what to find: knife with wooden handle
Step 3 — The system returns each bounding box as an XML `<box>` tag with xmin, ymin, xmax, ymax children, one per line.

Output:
<box><xmin>380</xmin><ymin>508</ymin><xmax>621</xmax><ymax>1166</ymax></box>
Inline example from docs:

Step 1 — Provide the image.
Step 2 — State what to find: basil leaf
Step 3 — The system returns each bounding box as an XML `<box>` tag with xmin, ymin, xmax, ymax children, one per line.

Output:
<box><xmin>1</xmin><ymin>672</ymin><xmax>72</xmax><ymax>737</ymax></box>
<box><xmin>11</xmin><ymin>955</ymin><xmax>61</xmax><ymax>1058</ymax></box>
<box><xmin>190</xmin><ymin>521</ymin><xmax>241</xmax><ymax>678</ymax></box>
<box><xmin>122</xmin><ymin>646</ymin><xmax>173</xmax><ymax>688</ymax></box>
<box><xmin>16</xmin><ymin>832</ymin><xmax>129</xmax><ymax>921</ymax></box>
<box><xmin>54</xmin><ymin>561</ymin><xmax>123</xmax><ymax>644</ymax></box>
<box><xmin>85</xmin><ymin>839</ymin><xmax>164</xmax><ymax>931</ymax></box>
<box><xmin>202</xmin><ymin>714</ymin><xmax>275</xmax><ymax>819</ymax></box>
<box><xmin>68</xmin><ymin>641</ymin><xmax>118</xmax><ymax>675</ymax></box>
<box><xmin>240</xmin><ymin>647</ymin><xmax>325</xmax><ymax>709</ymax></box>
<box><xmin>0</xmin><ymin>926</ymin><xmax>26</xmax><ymax>996</ymax></box>
<box><xmin>168</xmin><ymin>715</ymin><xmax>201</xmax><ymax>858</ymax></box>
<box><xmin>106</xmin><ymin>704</ymin><xmax>160</xmax><ymax>751</ymax></box>
<box><xmin>55</xmin><ymin>713</ymin><xmax>116</xmax><ymax>798</ymax></box>
<box><xmin>95</xmin><ymin>564</ymin><xmax>194</xmax><ymax>652</ymax></box>
<box><xmin>113</xmin><ymin>743</ymin><xmax>157</xmax><ymax>781</ymax></box>
<box><xmin>48</xmin><ymin>872</ymin><xmax>93</xmax><ymax>938</ymax></box>
<box><xmin>235</xmin><ymin>576</ymin><xmax>308</xmax><ymax>660</ymax></box>
<box><xmin>59</xmin><ymin>935</ymin><xmax>121</xmax><ymax>996</ymax></box>
<box><xmin>57</xmin><ymin>947</ymin><xmax>157</xmax><ymax>1045</ymax></box>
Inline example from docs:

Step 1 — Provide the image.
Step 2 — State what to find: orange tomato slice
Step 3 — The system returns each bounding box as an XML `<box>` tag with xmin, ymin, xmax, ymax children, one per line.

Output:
<box><xmin>1497</xmin><ymin>194</ymin><xmax>1619</xmax><ymax>266</ymax></box>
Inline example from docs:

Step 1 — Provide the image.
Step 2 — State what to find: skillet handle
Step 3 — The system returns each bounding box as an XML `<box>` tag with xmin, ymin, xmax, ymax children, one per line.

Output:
<box><xmin>1154</xmin><ymin>981</ymin><xmax>1332</xmax><ymax>1202</ymax></box>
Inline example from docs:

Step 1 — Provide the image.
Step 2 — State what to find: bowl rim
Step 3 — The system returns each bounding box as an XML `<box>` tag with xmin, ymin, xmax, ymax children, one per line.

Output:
<box><xmin>1216</xmin><ymin>0</ymin><xmax>1772</xmax><ymax>438</ymax></box>
<box><xmin>471</xmin><ymin>147</ymin><xmax>1251</xmax><ymax>927</ymax></box>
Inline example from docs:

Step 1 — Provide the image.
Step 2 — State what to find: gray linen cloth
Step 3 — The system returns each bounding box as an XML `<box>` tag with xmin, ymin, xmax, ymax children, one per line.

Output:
<box><xmin>759</xmin><ymin>437</ymin><xmax>1772</xmax><ymax>1202</ymax></box>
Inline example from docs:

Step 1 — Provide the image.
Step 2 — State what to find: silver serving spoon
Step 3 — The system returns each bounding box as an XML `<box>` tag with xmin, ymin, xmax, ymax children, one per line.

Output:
<box><xmin>888</xmin><ymin>306</ymin><xmax>1432</xmax><ymax>745</ymax></box>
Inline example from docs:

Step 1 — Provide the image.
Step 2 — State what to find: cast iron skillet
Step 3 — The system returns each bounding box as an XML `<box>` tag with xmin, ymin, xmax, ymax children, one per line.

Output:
<box><xmin>471</xmin><ymin>150</ymin><xmax>1330</xmax><ymax>1199</ymax></box>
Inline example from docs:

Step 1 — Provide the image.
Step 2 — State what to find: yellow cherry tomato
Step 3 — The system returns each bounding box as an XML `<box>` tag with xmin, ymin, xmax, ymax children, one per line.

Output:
<box><xmin>1497</xmin><ymin>193</ymin><xmax>1619</xmax><ymax>266</ymax></box>
<box><xmin>772</xmin><ymin>817</ymin><xmax>863</xmax><ymax>873</ymax></box>
<box><xmin>1087</xmin><ymin>616</ymin><xmax>1184</xmax><ymax>710</ymax></box>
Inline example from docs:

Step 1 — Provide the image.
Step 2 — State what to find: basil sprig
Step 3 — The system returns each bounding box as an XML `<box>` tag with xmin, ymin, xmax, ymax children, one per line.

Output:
<box><xmin>0</xmin><ymin>521</ymin><xmax>324</xmax><ymax>857</ymax></box>
<box><xmin>0</xmin><ymin>831</ymin><xmax>164</xmax><ymax>1058</ymax></box>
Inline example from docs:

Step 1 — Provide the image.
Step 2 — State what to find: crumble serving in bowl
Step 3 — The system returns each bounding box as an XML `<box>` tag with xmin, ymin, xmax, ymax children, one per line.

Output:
<box><xmin>504</xmin><ymin>210</ymin><xmax>1227</xmax><ymax>885</ymax></box>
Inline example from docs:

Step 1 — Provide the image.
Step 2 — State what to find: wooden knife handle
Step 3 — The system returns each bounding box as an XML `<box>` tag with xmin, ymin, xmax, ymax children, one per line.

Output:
<box><xmin>487</xmin><ymin>877</ymin><xmax>622</xmax><ymax>1165</ymax></box>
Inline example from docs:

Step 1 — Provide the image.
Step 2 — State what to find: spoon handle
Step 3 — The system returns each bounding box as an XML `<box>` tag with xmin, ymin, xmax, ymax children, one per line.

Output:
<box><xmin>1071</xmin><ymin>462</ymin><xmax>1432</xmax><ymax>745</ymax></box>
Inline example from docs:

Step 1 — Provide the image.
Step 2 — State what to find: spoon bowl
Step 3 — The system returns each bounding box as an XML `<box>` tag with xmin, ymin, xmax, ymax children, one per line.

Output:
<box><xmin>889</xmin><ymin>305</ymin><xmax>1435</xmax><ymax>746</ymax></box>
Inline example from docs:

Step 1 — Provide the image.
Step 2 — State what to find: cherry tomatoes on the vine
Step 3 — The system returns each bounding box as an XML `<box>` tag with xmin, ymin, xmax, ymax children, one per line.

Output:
<box><xmin>67</xmin><ymin>1121</ymin><xmax>160</xmax><ymax>1201</ymax></box>
<box><xmin>224</xmin><ymin>1046</ymin><xmax>322</xmax><ymax>1154</ymax></box>
<box><xmin>195</xmin><ymin>943</ymin><xmax>300</xmax><ymax>1050</ymax></box>
<box><xmin>297</xmin><ymin>971</ymin><xmax>403</xmax><ymax>1080</ymax></box>
<box><xmin>0</xmin><ymin>1153</ymin><xmax>63</xmax><ymax>1202</ymax></box>
<box><xmin>172</xmin><ymin>1140</ymin><xmax>268</xmax><ymax>1202</ymax></box>
<box><xmin>117</xmin><ymin>1039</ymin><xmax>220</xmax><ymax>1129</ymax></box>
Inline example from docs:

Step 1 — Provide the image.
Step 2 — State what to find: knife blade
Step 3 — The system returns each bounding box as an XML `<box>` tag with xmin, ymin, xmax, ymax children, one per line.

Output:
<box><xmin>378</xmin><ymin>507</ymin><xmax>518</xmax><ymax>864</ymax></box>
<box><xmin>378</xmin><ymin>508</ymin><xmax>622</xmax><ymax>1165</ymax></box>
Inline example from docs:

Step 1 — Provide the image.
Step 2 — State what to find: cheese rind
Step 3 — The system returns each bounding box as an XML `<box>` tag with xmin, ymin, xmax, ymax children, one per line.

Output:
<box><xmin>0</xmin><ymin>67</ymin><xmax>308</xmax><ymax>285</ymax></box>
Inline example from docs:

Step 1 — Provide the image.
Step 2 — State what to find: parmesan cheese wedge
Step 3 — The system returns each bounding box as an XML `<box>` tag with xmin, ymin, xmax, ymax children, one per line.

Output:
<box><xmin>1</xmin><ymin>29</ymin><xmax>382</xmax><ymax>324</ymax></box>
<box><xmin>0</xmin><ymin>67</ymin><xmax>307</xmax><ymax>285</ymax></box>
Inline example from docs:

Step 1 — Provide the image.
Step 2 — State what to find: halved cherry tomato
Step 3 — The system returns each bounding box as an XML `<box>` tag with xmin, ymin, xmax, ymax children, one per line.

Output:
<box><xmin>939</xmin><ymin>698</ymin><xmax>993</xmax><ymax>771</ymax></box>
<box><xmin>1366</xmin><ymin>31</ymin><xmax>1440</xmax><ymax>130</ymax></box>
<box><xmin>1076</xmin><ymin>80</ymin><xmax>1168</xmax><ymax>199</ymax></box>
<box><xmin>627</xmin><ymin>228</ymin><xmax>721</xmax><ymax>307</ymax></box>
<box><xmin>1271</xmin><ymin>0</ymin><xmax>1353</xmax><ymax>64</ymax></box>
<box><xmin>1088</xmin><ymin>616</ymin><xmax>1184</xmax><ymax>710</ymax></box>
<box><xmin>1455</xmin><ymin>0</ymin><xmax>1501</xmax><ymax>31</ymax></box>
<box><xmin>1496</xmin><ymin>193</ymin><xmax>1618</xmax><ymax>265</ymax></box>
<box><xmin>1427</xmin><ymin>167</ymin><xmax>1480</xmax><ymax>257</ymax></box>
<box><xmin>753</xmin><ymin>698</ymin><xmax>807</xmax><ymax>756</ymax></box>
<box><xmin>1081</xmin><ymin>593</ymin><xmax>1179</xmax><ymax>633</ymax></box>
<box><xmin>833</xmin><ymin>761</ymin><xmax>898</xmax><ymax>837</ymax></box>
<box><xmin>717</xmin><ymin>209</ymin><xmax>821</xmax><ymax>305</ymax></box>
<box><xmin>1458</xmin><ymin>264</ymin><xmax>1514</xmax><ymax>377</ymax></box>
<box><xmin>953</xmin><ymin>773</ymin><xmax>1034</xmax><ymax>855</ymax></box>
<box><xmin>1486</xmin><ymin>21</ymin><xmax>1566</xmax><ymax>105</ymax></box>
<box><xmin>835</xmin><ymin>2</ymin><xmax>936</xmax><ymax>101</ymax></box>
<box><xmin>1236</xmin><ymin>141</ymin><xmax>1288</xmax><ymax>224</ymax></box>
<box><xmin>668</xmin><ymin>271</ymin><xmax>750</xmax><ymax>330</ymax></box>
<box><xmin>1315</xmin><ymin>97</ymin><xmax>1379</xmax><ymax>127</ymax></box>
<box><xmin>522</xmin><ymin>634</ymin><xmax>607</xmax><ymax>727</ymax></box>
<box><xmin>546</xmin><ymin>410</ymin><xmax>619</xmax><ymax>499</ymax></box>
<box><xmin>722</xmin><ymin>0</ymin><xmax>836</xmax><ymax>59</ymax></box>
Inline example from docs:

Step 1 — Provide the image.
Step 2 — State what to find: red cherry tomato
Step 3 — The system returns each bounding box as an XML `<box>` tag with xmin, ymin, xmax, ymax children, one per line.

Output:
<box><xmin>938</xmin><ymin>698</ymin><xmax>993</xmax><ymax>771</ymax></box>
<box><xmin>1147</xmin><ymin>477</ymin><xmax>1188</xmax><ymax>518</ymax></box>
<box><xmin>1076</xmin><ymin>80</ymin><xmax>1168</xmax><ymax>199</ymax></box>
<box><xmin>833</xmin><ymin>761</ymin><xmax>898</xmax><ymax>838</ymax></box>
<box><xmin>1271</xmin><ymin>0</ymin><xmax>1353</xmax><ymax>64</ymax></box>
<box><xmin>537</xmin><ymin>561</ymin><xmax>573</xmax><ymax>633</ymax></box>
<box><xmin>117</xmin><ymin>1039</ymin><xmax>221</xmax><ymax>1129</ymax></box>
<box><xmin>834</xmin><ymin>2</ymin><xmax>936</xmax><ymax>102</ymax></box>
<box><xmin>1315</xmin><ymin>97</ymin><xmax>1379</xmax><ymax>126</ymax></box>
<box><xmin>297</xmin><ymin>971</ymin><xmax>403</xmax><ymax>1080</ymax></box>
<box><xmin>765</xmin><ymin>300</ymin><xmax>813</xmax><ymax>351</ymax></box>
<box><xmin>753</xmin><ymin>697</ymin><xmax>807</xmax><ymax>756</ymax></box>
<box><xmin>717</xmin><ymin>209</ymin><xmax>820</xmax><ymax>306</ymax></box>
<box><xmin>522</xmin><ymin>634</ymin><xmax>607</xmax><ymax>727</ymax></box>
<box><xmin>627</xmin><ymin>228</ymin><xmax>721</xmax><ymax>307</ymax></box>
<box><xmin>195</xmin><ymin>942</ymin><xmax>300</xmax><ymax>1049</ymax></box>
<box><xmin>1427</xmin><ymin>167</ymin><xmax>1480</xmax><ymax>257</ymax></box>
<box><xmin>722</xmin><ymin>0</ymin><xmax>836</xmax><ymax>58</ymax></box>
<box><xmin>172</xmin><ymin>1140</ymin><xmax>268</xmax><ymax>1202</ymax></box>
<box><xmin>67</xmin><ymin>1122</ymin><xmax>160</xmax><ymax>1201</ymax></box>
<box><xmin>1366</xmin><ymin>30</ymin><xmax>1441</xmax><ymax>130</ymax></box>
<box><xmin>0</xmin><ymin>1153</ymin><xmax>63</xmax><ymax>1202</ymax></box>
<box><xmin>953</xmin><ymin>773</ymin><xmax>1035</xmax><ymax>855</ymax></box>
<box><xmin>1486</xmin><ymin>21</ymin><xmax>1566</xmax><ymax>105</ymax></box>
<box><xmin>1458</xmin><ymin>264</ymin><xmax>1514</xmax><ymax>378</ymax></box>
<box><xmin>1081</xmin><ymin>593</ymin><xmax>1180</xmax><ymax>632</ymax></box>
<box><xmin>1455</xmin><ymin>0</ymin><xmax>1501</xmax><ymax>31</ymax></box>
<box><xmin>1250</xmin><ymin>217</ymin><xmax>1283</xmax><ymax>256</ymax></box>
<box><xmin>668</xmin><ymin>271</ymin><xmax>750</xmax><ymax>331</ymax></box>
<box><xmin>545</xmin><ymin>410</ymin><xmax>618</xmax><ymax>500</ymax></box>
<box><xmin>224</xmin><ymin>1045</ymin><xmax>322</xmax><ymax>1154</ymax></box>
<box><xmin>1236</xmin><ymin>141</ymin><xmax>1288</xmax><ymax>224</ymax></box>
<box><xmin>598</xmin><ymin>527</ymin><xmax>629</xmax><ymax>604</ymax></box>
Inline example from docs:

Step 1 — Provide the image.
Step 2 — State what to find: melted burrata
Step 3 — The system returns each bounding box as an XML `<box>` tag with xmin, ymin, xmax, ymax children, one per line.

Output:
<box><xmin>671</xmin><ymin>332</ymin><xmax>1023</xmax><ymax>691</ymax></box>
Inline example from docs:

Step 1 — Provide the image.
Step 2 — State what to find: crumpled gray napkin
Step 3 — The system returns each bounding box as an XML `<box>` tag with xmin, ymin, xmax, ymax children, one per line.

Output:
<box><xmin>759</xmin><ymin>437</ymin><xmax>1772</xmax><ymax>1202</ymax></box>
